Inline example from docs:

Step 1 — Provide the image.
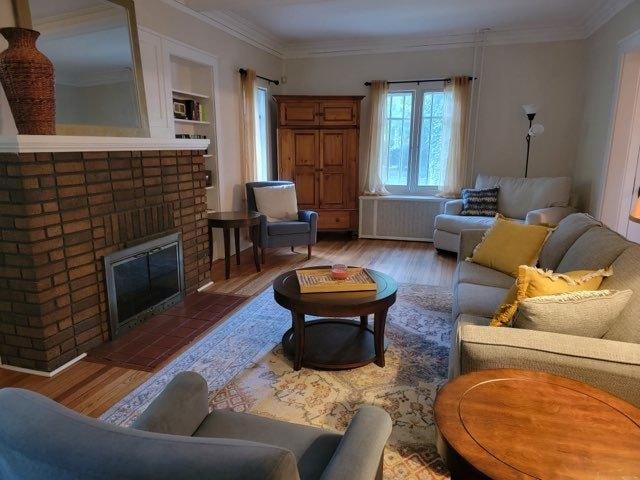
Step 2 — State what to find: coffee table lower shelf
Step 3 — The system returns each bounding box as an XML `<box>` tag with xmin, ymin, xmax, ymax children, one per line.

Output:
<box><xmin>281</xmin><ymin>319</ymin><xmax>388</xmax><ymax>370</ymax></box>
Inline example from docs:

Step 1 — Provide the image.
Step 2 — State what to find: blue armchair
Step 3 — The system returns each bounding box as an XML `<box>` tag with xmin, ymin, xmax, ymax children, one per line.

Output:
<box><xmin>246</xmin><ymin>181</ymin><xmax>318</xmax><ymax>263</ymax></box>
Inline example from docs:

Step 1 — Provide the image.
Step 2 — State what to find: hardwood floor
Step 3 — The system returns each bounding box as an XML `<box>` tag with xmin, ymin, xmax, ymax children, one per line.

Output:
<box><xmin>0</xmin><ymin>236</ymin><xmax>456</xmax><ymax>417</ymax></box>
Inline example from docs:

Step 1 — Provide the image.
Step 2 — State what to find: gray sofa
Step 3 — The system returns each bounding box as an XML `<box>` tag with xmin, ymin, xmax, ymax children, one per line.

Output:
<box><xmin>0</xmin><ymin>372</ymin><xmax>391</xmax><ymax>480</ymax></box>
<box><xmin>434</xmin><ymin>174</ymin><xmax>576</xmax><ymax>253</ymax></box>
<box><xmin>449</xmin><ymin>213</ymin><xmax>640</xmax><ymax>406</ymax></box>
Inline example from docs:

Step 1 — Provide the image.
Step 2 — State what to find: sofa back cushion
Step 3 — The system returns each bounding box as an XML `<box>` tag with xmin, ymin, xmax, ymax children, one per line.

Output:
<box><xmin>475</xmin><ymin>174</ymin><xmax>572</xmax><ymax>220</ymax></box>
<box><xmin>556</xmin><ymin>226</ymin><xmax>633</xmax><ymax>273</ymax></box>
<box><xmin>602</xmin><ymin>245</ymin><xmax>640</xmax><ymax>343</ymax></box>
<box><xmin>538</xmin><ymin>213</ymin><xmax>602</xmax><ymax>270</ymax></box>
<box><xmin>0</xmin><ymin>388</ymin><xmax>300</xmax><ymax>480</ymax></box>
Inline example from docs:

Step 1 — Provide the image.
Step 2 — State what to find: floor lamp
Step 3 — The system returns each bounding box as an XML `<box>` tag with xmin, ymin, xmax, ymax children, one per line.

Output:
<box><xmin>522</xmin><ymin>104</ymin><xmax>544</xmax><ymax>177</ymax></box>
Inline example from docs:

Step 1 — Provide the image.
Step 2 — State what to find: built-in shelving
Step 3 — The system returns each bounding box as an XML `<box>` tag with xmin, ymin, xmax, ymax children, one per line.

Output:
<box><xmin>172</xmin><ymin>88</ymin><xmax>210</xmax><ymax>99</ymax></box>
<box><xmin>174</xmin><ymin>118</ymin><xmax>210</xmax><ymax>125</ymax></box>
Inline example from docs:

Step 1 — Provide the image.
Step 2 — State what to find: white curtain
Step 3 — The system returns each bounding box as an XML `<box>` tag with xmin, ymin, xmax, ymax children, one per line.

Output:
<box><xmin>438</xmin><ymin>76</ymin><xmax>472</xmax><ymax>198</ymax></box>
<box><xmin>240</xmin><ymin>68</ymin><xmax>258</xmax><ymax>197</ymax></box>
<box><xmin>363</xmin><ymin>80</ymin><xmax>391</xmax><ymax>195</ymax></box>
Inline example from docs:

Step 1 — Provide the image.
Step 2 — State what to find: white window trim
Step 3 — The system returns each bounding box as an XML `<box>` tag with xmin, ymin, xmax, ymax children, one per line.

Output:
<box><xmin>255</xmin><ymin>79</ymin><xmax>271</xmax><ymax>181</ymax></box>
<box><xmin>385</xmin><ymin>81</ymin><xmax>445</xmax><ymax>196</ymax></box>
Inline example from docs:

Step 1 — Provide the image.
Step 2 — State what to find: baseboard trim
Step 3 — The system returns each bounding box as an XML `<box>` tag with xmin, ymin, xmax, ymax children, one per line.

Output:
<box><xmin>197</xmin><ymin>281</ymin><xmax>214</xmax><ymax>291</ymax></box>
<box><xmin>0</xmin><ymin>353</ymin><xmax>87</xmax><ymax>377</ymax></box>
<box><xmin>359</xmin><ymin>234</ymin><xmax>434</xmax><ymax>243</ymax></box>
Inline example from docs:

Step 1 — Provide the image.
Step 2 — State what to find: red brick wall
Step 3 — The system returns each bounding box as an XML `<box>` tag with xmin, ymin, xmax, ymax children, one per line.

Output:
<box><xmin>0</xmin><ymin>150</ymin><xmax>209</xmax><ymax>372</ymax></box>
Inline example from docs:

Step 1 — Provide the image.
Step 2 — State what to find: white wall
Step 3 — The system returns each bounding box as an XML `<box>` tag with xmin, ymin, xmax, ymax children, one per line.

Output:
<box><xmin>282</xmin><ymin>40</ymin><xmax>586</xmax><ymax>186</ymax></box>
<box><xmin>574</xmin><ymin>0</ymin><xmax>640</xmax><ymax>214</ymax></box>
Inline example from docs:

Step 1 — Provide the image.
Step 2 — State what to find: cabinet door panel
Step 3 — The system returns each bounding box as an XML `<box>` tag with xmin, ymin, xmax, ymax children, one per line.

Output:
<box><xmin>320</xmin><ymin>173</ymin><xmax>345</xmax><ymax>207</ymax></box>
<box><xmin>280</xmin><ymin>101</ymin><xmax>319</xmax><ymax>126</ymax></box>
<box><xmin>319</xmin><ymin>101</ymin><xmax>358</xmax><ymax>126</ymax></box>
<box><xmin>294</xmin><ymin>131</ymin><xmax>319</xmax><ymax>167</ymax></box>
<box><xmin>321</xmin><ymin>131</ymin><xmax>346</xmax><ymax>167</ymax></box>
<box><xmin>294</xmin><ymin>171</ymin><xmax>318</xmax><ymax>208</ymax></box>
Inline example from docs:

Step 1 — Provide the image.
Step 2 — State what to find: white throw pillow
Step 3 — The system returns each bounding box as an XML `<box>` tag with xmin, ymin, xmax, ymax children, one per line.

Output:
<box><xmin>253</xmin><ymin>185</ymin><xmax>299</xmax><ymax>222</ymax></box>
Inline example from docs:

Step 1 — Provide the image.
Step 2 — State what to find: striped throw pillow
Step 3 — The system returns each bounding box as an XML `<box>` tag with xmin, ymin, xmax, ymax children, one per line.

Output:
<box><xmin>460</xmin><ymin>187</ymin><xmax>499</xmax><ymax>216</ymax></box>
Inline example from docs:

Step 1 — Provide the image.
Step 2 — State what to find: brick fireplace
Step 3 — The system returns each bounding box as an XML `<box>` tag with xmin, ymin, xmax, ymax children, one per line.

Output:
<box><xmin>0</xmin><ymin>148</ymin><xmax>210</xmax><ymax>373</ymax></box>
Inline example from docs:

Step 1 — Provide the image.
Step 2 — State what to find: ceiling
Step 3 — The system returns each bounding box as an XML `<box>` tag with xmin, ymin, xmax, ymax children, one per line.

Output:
<box><xmin>174</xmin><ymin>0</ymin><xmax>633</xmax><ymax>57</ymax></box>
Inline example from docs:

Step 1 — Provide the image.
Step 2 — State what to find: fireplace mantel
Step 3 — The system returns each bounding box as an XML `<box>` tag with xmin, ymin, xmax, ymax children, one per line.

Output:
<box><xmin>0</xmin><ymin>135</ymin><xmax>210</xmax><ymax>153</ymax></box>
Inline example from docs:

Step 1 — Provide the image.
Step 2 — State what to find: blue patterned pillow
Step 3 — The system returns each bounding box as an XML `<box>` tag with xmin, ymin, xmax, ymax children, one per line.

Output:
<box><xmin>460</xmin><ymin>187</ymin><xmax>499</xmax><ymax>216</ymax></box>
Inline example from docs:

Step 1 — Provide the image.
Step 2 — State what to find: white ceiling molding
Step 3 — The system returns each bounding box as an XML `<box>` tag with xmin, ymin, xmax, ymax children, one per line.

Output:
<box><xmin>161</xmin><ymin>0</ymin><xmax>285</xmax><ymax>57</ymax></box>
<box><xmin>162</xmin><ymin>0</ymin><xmax>634</xmax><ymax>59</ymax></box>
<box><xmin>582</xmin><ymin>0</ymin><xmax>634</xmax><ymax>37</ymax></box>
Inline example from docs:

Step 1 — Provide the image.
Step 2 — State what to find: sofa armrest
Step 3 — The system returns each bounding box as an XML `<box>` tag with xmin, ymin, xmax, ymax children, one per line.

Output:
<box><xmin>132</xmin><ymin>371</ymin><xmax>209</xmax><ymax>436</ymax></box>
<box><xmin>525</xmin><ymin>206</ymin><xmax>577</xmax><ymax>226</ymax></box>
<box><xmin>459</xmin><ymin>325</ymin><xmax>640</xmax><ymax>406</ymax></box>
<box><xmin>320</xmin><ymin>406</ymin><xmax>392</xmax><ymax>480</ymax></box>
<box><xmin>298</xmin><ymin>210</ymin><xmax>318</xmax><ymax>243</ymax></box>
<box><xmin>457</xmin><ymin>229</ymin><xmax>486</xmax><ymax>262</ymax></box>
<box><xmin>444</xmin><ymin>199</ymin><xmax>464</xmax><ymax>215</ymax></box>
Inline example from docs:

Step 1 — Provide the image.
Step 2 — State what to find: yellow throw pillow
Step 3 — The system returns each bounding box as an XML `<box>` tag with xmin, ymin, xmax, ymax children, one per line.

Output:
<box><xmin>468</xmin><ymin>215</ymin><xmax>551</xmax><ymax>277</ymax></box>
<box><xmin>490</xmin><ymin>265</ymin><xmax>613</xmax><ymax>326</ymax></box>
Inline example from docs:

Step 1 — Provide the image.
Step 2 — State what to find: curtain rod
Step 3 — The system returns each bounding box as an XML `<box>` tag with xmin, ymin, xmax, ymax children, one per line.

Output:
<box><xmin>364</xmin><ymin>76</ymin><xmax>475</xmax><ymax>86</ymax></box>
<box><xmin>239</xmin><ymin>68</ymin><xmax>280</xmax><ymax>86</ymax></box>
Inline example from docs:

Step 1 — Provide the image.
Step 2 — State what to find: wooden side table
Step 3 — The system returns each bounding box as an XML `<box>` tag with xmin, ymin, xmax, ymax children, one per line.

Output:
<box><xmin>207</xmin><ymin>211</ymin><xmax>261</xmax><ymax>279</ymax></box>
<box><xmin>434</xmin><ymin>369</ymin><xmax>640</xmax><ymax>479</ymax></box>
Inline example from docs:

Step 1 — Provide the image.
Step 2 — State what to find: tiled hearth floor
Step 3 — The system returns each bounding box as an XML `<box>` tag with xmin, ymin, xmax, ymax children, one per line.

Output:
<box><xmin>85</xmin><ymin>292</ymin><xmax>248</xmax><ymax>371</ymax></box>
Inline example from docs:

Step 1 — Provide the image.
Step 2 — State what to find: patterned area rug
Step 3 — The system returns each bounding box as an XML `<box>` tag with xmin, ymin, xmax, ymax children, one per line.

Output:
<box><xmin>102</xmin><ymin>284</ymin><xmax>453</xmax><ymax>479</ymax></box>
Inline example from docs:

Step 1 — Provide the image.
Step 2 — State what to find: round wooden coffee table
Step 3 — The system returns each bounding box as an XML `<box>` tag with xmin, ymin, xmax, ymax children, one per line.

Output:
<box><xmin>434</xmin><ymin>369</ymin><xmax>640</xmax><ymax>479</ymax></box>
<box><xmin>273</xmin><ymin>267</ymin><xmax>397</xmax><ymax>371</ymax></box>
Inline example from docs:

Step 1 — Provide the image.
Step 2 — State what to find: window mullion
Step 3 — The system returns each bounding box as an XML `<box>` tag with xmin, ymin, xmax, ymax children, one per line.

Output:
<box><xmin>408</xmin><ymin>88</ymin><xmax>423</xmax><ymax>193</ymax></box>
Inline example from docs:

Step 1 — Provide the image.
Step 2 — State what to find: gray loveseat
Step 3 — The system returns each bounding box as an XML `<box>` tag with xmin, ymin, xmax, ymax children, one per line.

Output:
<box><xmin>0</xmin><ymin>372</ymin><xmax>391</xmax><ymax>480</ymax></box>
<box><xmin>449</xmin><ymin>213</ymin><xmax>640</xmax><ymax>406</ymax></box>
<box><xmin>434</xmin><ymin>174</ymin><xmax>576</xmax><ymax>253</ymax></box>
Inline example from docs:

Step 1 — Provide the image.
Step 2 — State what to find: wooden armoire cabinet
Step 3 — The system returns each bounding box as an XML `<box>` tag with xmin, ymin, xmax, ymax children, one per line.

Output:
<box><xmin>274</xmin><ymin>95</ymin><xmax>363</xmax><ymax>235</ymax></box>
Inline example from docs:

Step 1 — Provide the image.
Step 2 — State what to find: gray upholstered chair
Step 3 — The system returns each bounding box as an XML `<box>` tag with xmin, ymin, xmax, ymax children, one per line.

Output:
<box><xmin>246</xmin><ymin>181</ymin><xmax>318</xmax><ymax>263</ymax></box>
<box><xmin>0</xmin><ymin>372</ymin><xmax>392</xmax><ymax>480</ymax></box>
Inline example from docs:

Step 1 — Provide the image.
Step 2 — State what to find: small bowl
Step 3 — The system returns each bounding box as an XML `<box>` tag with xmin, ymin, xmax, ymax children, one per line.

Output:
<box><xmin>331</xmin><ymin>264</ymin><xmax>348</xmax><ymax>280</ymax></box>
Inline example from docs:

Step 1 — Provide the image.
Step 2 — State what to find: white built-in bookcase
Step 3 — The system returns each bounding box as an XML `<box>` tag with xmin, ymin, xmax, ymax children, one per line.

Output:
<box><xmin>138</xmin><ymin>27</ymin><xmax>222</xmax><ymax>258</ymax></box>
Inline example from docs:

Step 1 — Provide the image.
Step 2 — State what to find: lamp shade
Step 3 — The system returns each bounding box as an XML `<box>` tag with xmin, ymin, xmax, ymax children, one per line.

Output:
<box><xmin>630</xmin><ymin>197</ymin><xmax>640</xmax><ymax>223</ymax></box>
<box><xmin>528</xmin><ymin>124</ymin><xmax>545</xmax><ymax>137</ymax></box>
<box><xmin>522</xmin><ymin>104</ymin><xmax>538</xmax><ymax>115</ymax></box>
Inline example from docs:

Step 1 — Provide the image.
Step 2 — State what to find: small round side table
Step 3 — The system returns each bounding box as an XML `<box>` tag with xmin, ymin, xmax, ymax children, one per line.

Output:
<box><xmin>207</xmin><ymin>211</ymin><xmax>261</xmax><ymax>279</ymax></box>
<box><xmin>434</xmin><ymin>369</ymin><xmax>640</xmax><ymax>479</ymax></box>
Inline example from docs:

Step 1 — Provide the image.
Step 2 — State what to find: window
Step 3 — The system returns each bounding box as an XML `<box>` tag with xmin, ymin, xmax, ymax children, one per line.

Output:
<box><xmin>381</xmin><ymin>85</ymin><xmax>447</xmax><ymax>194</ymax></box>
<box><xmin>255</xmin><ymin>86</ymin><xmax>270</xmax><ymax>181</ymax></box>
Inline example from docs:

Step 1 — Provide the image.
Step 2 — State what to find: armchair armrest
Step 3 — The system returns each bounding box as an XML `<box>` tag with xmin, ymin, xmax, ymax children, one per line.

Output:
<box><xmin>458</xmin><ymin>325</ymin><xmax>640</xmax><ymax>406</ymax></box>
<box><xmin>132</xmin><ymin>371</ymin><xmax>209</xmax><ymax>436</ymax></box>
<box><xmin>457</xmin><ymin>229</ymin><xmax>487</xmax><ymax>262</ymax></box>
<box><xmin>299</xmin><ymin>210</ymin><xmax>318</xmax><ymax>244</ymax></box>
<box><xmin>525</xmin><ymin>206</ymin><xmax>577</xmax><ymax>226</ymax></box>
<box><xmin>320</xmin><ymin>406</ymin><xmax>392</xmax><ymax>480</ymax></box>
<box><xmin>444</xmin><ymin>199</ymin><xmax>464</xmax><ymax>215</ymax></box>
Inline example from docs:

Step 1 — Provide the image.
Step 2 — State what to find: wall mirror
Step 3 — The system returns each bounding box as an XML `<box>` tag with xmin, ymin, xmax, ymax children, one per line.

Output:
<box><xmin>25</xmin><ymin>0</ymin><xmax>149</xmax><ymax>136</ymax></box>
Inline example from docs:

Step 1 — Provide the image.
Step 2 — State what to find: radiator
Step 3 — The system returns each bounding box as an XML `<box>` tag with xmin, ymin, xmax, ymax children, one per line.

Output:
<box><xmin>359</xmin><ymin>195</ymin><xmax>447</xmax><ymax>242</ymax></box>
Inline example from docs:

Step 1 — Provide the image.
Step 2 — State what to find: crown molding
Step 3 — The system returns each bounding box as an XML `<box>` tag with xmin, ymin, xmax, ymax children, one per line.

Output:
<box><xmin>162</xmin><ymin>0</ymin><xmax>632</xmax><ymax>59</ymax></box>
<box><xmin>582</xmin><ymin>0</ymin><xmax>634</xmax><ymax>37</ymax></box>
<box><xmin>161</xmin><ymin>0</ymin><xmax>285</xmax><ymax>57</ymax></box>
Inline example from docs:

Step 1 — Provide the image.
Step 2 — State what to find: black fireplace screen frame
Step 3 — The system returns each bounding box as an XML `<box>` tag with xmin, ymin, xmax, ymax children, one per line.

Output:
<box><xmin>104</xmin><ymin>232</ymin><xmax>185</xmax><ymax>339</ymax></box>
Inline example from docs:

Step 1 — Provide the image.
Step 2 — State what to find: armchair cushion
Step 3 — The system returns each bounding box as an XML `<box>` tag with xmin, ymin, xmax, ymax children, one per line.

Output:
<box><xmin>268</xmin><ymin>221</ymin><xmax>310</xmax><ymax>236</ymax></box>
<box><xmin>253</xmin><ymin>184</ymin><xmax>298</xmax><ymax>222</ymax></box>
<box><xmin>195</xmin><ymin>409</ymin><xmax>340</xmax><ymax>480</ymax></box>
